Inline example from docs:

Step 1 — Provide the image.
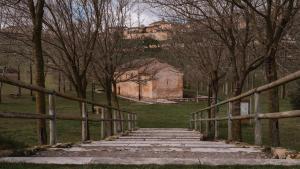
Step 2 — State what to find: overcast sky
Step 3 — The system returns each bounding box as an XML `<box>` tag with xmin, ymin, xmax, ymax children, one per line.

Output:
<box><xmin>129</xmin><ymin>3</ymin><xmax>161</xmax><ymax>27</ymax></box>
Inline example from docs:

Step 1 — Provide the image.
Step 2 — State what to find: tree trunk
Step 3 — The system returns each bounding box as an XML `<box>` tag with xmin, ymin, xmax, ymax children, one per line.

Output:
<box><xmin>113</xmin><ymin>81</ymin><xmax>122</xmax><ymax>132</ymax></box>
<box><xmin>69</xmin><ymin>81</ymin><xmax>73</xmax><ymax>91</ymax></box>
<box><xmin>58</xmin><ymin>71</ymin><xmax>61</xmax><ymax>92</ymax></box>
<box><xmin>208</xmin><ymin>72</ymin><xmax>219</xmax><ymax>139</ymax></box>
<box><xmin>28</xmin><ymin>0</ymin><xmax>47</xmax><ymax>145</ymax></box>
<box><xmin>17</xmin><ymin>64</ymin><xmax>21</xmax><ymax>96</ymax></box>
<box><xmin>76</xmin><ymin>82</ymin><xmax>90</xmax><ymax>140</ymax></box>
<box><xmin>91</xmin><ymin>82</ymin><xmax>95</xmax><ymax>113</ymax></box>
<box><xmin>30</xmin><ymin>63</ymin><xmax>33</xmax><ymax>96</ymax></box>
<box><xmin>207</xmin><ymin>83</ymin><xmax>213</xmax><ymax>137</ymax></box>
<box><xmin>63</xmin><ymin>77</ymin><xmax>66</xmax><ymax>93</ymax></box>
<box><xmin>265</xmin><ymin>57</ymin><xmax>280</xmax><ymax>147</ymax></box>
<box><xmin>0</xmin><ymin>67</ymin><xmax>4</xmax><ymax>104</ymax></box>
<box><xmin>196</xmin><ymin>81</ymin><xmax>199</xmax><ymax>103</ymax></box>
<box><xmin>105</xmin><ymin>76</ymin><xmax>113</xmax><ymax>137</ymax></box>
<box><xmin>0</xmin><ymin>82</ymin><xmax>2</xmax><ymax>104</ymax></box>
<box><xmin>232</xmin><ymin>81</ymin><xmax>242</xmax><ymax>142</ymax></box>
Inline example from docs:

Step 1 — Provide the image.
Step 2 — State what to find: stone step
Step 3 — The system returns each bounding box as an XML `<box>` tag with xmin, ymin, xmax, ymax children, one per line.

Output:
<box><xmin>128</xmin><ymin>134</ymin><xmax>201</xmax><ymax>137</ymax></box>
<box><xmin>131</xmin><ymin>131</ymin><xmax>198</xmax><ymax>133</ymax></box>
<box><xmin>138</xmin><ymin>128</ymin><xmax>190</xmax><ymax>131</ymax></box>
<box><xmin>1</xmin><ymin>128</ymin><xmax>286</xmax><ymax>166</ymax></box>
<box><xmin>117</xmin><ymin>138</ymin><xmax>202</xmax><ymax>141</ymax></box>
<box><xmin>68</xmin><ymin>146</ymin><xmax>260</xmax><ymax>153</ymax></box>
<box><xmin>2</xmin><ymin>157</ymin><xmax>299</xmax><ymax>165</ymax></box>
<box><xmin>80</xmin><ymin>143</ymin><xmax>237</xmax><ymax>148</ymax></box>
<box><xmin>119</xmin><ymin>136</ymin><xmax>202</xmax><ymax>139</ymax></box>
<box><xmin>90</xmin><ymin>140</ymin><xmax>227</xmax><ymax>145</ymax></box>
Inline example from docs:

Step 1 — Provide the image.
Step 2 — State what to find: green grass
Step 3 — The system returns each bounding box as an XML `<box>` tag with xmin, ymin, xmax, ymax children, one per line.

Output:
<box><xmin>0</xmin><ymin>83</ymin><xmax>300</xmax><ymax>169</ymax></box>
<box><xmin>0</xmin><ymin>164</ymin><xmax>300</xmax><ymax>169</ymax></box>
<box><xmin>0</xmin><ymin>83</ymin><xmax>300</xmax><ymax>151</ymax></box>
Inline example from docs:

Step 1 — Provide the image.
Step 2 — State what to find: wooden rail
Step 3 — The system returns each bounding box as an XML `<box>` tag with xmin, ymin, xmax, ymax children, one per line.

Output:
<box><xmin>189</xmin><ymin>70</ymin><xmax>300</xmax><ymax>146</ymax></box>
<box><xmin>0</xmin><ymin>76</ymin><xmax>138</xmax><ymax>145</ymax></box>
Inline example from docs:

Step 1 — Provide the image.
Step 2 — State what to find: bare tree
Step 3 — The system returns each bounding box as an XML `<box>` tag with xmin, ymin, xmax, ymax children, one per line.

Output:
<box><xmin>171</xmin><ymin>24</ymin><xmax>227</xmax><ymax>137</ymax></box>
<box><xmin>42</xmin><ymin>0</ymin><xmax>105</xmax><ymax>140</ymax></box>
<box><xmin>233</xmin><ymin>0</ymin><xmax>300</xmax><ymax>147</ymax></box>
<box><xmin>146</xmin><ymin>0</ymin><xmax>265</xmax><ymax>141</ymax></box>
<box><xmin>43</xmin><ymin>0</ymin><xmax>104</xmax><ymax>99</ymax></box>
<box><xmin>91</xmin><ymin>0</ymin><xmax>137</xmax><ymax>136</ymax></box>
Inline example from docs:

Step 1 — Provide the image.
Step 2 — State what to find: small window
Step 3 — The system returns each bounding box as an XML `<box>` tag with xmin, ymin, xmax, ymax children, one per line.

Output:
<box><xmin>166</xmin><ymin>79</ymin><xmax>169</xmax><ymax>85</ymax></box>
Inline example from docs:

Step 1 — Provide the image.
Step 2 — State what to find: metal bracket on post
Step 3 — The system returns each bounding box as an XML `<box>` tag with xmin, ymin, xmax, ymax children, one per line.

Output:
<box><xmin>49</xmin><ymin>94</ymin><xmax>57</xmax><ymax>145</ymax></box>
<box><xmin>254</xmin><ymin>92</ymin><xmax>262</xmax><ymax>146</ymax></box>
<box><xmin>228</xmin><ymin>102</ymin><xmax>233</xmax><ymax>141</ymax></box>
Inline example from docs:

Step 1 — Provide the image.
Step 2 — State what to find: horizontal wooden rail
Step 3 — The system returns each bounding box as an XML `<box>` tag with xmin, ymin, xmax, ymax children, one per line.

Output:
<box><xmin>191</xmin><ymin>70</ymin><xmax>300</xmax><ymax>115</ymax></box>
<box><xmin>191</xmin><ymin>110</ymin><xmax>300</xmax><ymax>122</ymax></box>
<box><xmin>0</xmin><ymin>111</ymin><xmax>53</xmax><ymax>120</ymax></box>
<box><xmin>0</xmin><ymin>76</ymin><xmax>139</xmax><ymax>145</ymax></box>
<box><xmin>0</xmin><ymin>76</ymin><xmax>136</xmax><ymax>115</ymax></box>
<box><xmin>0</xmin><ymin>111</ymin><xmax>137</xmax><ymax>122</ymax></box>
<box><xmin>190</xmin><ymin>71</ymin><xmax>300</xmax><ymax>146</ymax></box>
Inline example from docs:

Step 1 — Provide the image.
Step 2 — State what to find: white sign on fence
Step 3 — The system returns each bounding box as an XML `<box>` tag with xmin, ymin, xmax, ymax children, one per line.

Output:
<box><xmin>240</xmin><ymin>102</ymin><xmax>249</xmax><ymax>116</ymax></box>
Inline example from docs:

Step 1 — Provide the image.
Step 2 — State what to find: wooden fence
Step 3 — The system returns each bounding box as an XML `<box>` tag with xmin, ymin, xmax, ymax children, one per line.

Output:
<box><xmin>190</xmin><ymin>70</ymin><xmax>300</xmax><ymax>146</ymax></box>
<box><xmin>0</xmin><ymin>76</ymin><xmax>137</xmax><ymax>145</ymax></box>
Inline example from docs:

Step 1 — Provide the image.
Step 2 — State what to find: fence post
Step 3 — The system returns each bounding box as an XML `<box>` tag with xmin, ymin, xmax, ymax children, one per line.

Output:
<box><xmin>100</xmin><ymin>107</ymin><xmax>105</xmax><ymax>140</ymax></box>
<box><xmin>199</xmin><ymin>112</ymin><xmax>202</xmax><ymax>133</ymax></box>
<box><xmin>113</xmin><ymin>110</ymin><xmax>117</xmax><ymax>135</ymax></box>
<box><xmin>214</xmin><ymin>105</ymin><xmax>219</xmax><ymax>139</ymax></box>
<box><xmin>132</xmin><ymin>114</ymin><xmax>135</xmax><ymax>130</ymax></box>
<box><xmin>205</xmin><ymin>111</ymin><xmax>209</xmax><ymax>136</ymax></box>
<box><xmin>190</xmin><ymin>114</ymin><xmax>193</xmax><ymax>129</ymax></box>
<box><xmin>194</xmin><ymin>113</ymin><xmax>197</xmax><ymax>130</ymax></box>
<box><xmin>127</xmin><ymin>113</ymin><xmax>132</xmax><ymax>131</ymax></box>
<box><xmin>121</xmin><ymin>111</ymin><xmax>125</xmax><ymax>133</ymax></box>
<box><xmin>133</xmin><ymin>113</ymin><xmax>137</xmax><ymax>130</ymax></box>
<box><xmin>215</xmin><ymin>120</ymin><xmax>218</xmax><ymax>140</ymax></box>
<box><xmin>81</xmin><ymin>102</ymin><xmax>88</xmax><ymax>142</ymax></box>
<box><xmin>254</xmin><ymin>92</ymin><xmax>262</xmax><ymax>146</ymax></box>
<box><xmin>228</xmin><ymin>102</ymin><xmax>233</xmax><ymax>141</ymax></box>
<box><xmin>132</xmin><ymin>114</ymin><xmax>136</xmax><ymax>130</ymax></box>
<box><xmin>49</xmin><ymin>94</ymin><xmax>57</xmax><ymax>145</ymax></box>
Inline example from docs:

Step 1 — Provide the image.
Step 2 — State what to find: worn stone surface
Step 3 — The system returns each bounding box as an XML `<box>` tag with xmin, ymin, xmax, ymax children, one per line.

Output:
<box><xmin>272</xmin><ymin>148</ymin><xmax>288</xmax><ymax>159</ymax></box>
<box><xmin>0</xmin><ymin>128</ymin><xmax>299</xmax><ymax>165</ymax></box>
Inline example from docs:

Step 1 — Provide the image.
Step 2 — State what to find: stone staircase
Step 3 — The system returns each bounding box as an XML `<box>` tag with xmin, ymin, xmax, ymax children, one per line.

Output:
<box><xmin>1</xmin><ymin>128</ymin><xmax>300</xmax><ymax>165</ymax></box>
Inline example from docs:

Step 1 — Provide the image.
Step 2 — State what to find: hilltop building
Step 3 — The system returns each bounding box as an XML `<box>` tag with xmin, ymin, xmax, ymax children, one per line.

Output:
<box><xmin>124</xmin><ymin>21</ymin><xmax>173</xmax><ymax>41</ymax></box>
